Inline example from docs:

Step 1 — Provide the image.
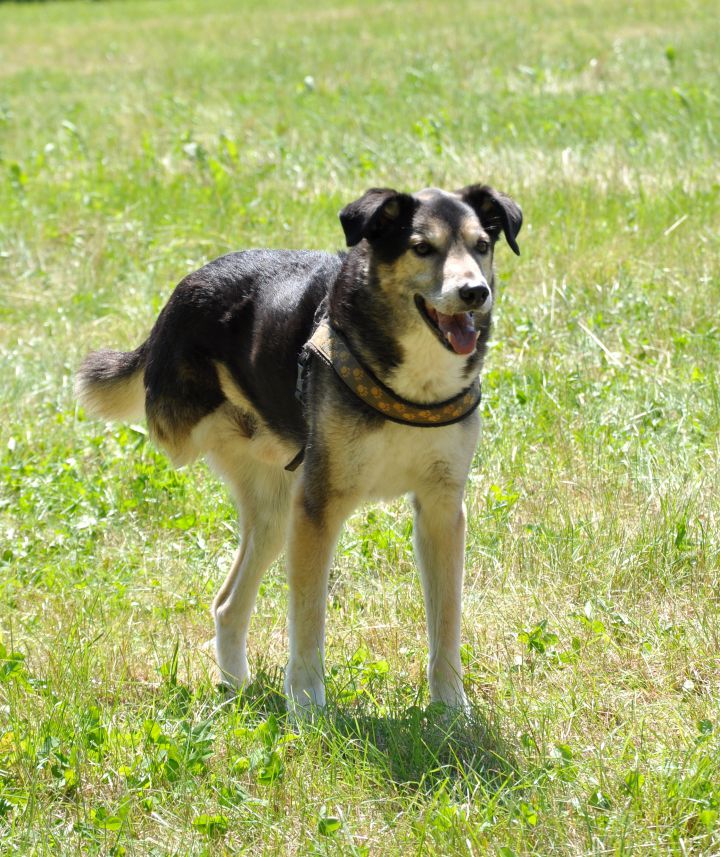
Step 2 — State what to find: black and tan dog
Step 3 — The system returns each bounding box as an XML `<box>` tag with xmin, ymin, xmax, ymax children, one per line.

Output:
<box><xmin>77</xmin><ymin>184</ymin><xmax>522</xmax><ymax>716</ymax></box>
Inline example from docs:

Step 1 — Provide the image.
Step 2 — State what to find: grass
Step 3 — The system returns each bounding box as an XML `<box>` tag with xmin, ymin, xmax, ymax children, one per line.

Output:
<box><xmin>1</xmin><ymin>0</ymin><xmax>719</xmax><ymax>852</ymax></box>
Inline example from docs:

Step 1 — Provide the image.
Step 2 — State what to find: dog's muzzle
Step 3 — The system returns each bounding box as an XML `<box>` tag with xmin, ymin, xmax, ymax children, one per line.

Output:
<box><xmin>416</xmin><ymin>286</ymin><xmax>491</xmax><ymax>356</ymax></box>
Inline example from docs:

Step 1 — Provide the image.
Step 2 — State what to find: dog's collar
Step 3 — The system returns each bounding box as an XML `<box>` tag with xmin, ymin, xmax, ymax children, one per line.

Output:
<box><xmin>285</xmin><ymin>319</ymin><xmax>482</xmax><ymax>470</ymax></box>
<box><xmin>306</xmin><ymin>319</ymin><xmax>482</xmax><ymax>425</ymax></box>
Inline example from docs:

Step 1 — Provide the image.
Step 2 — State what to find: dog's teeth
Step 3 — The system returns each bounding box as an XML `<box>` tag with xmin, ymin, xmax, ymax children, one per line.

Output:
<box><xmin>446</xmin><ymin>331</ymin><xmax>453</xmax><ymax>342</ymax></box>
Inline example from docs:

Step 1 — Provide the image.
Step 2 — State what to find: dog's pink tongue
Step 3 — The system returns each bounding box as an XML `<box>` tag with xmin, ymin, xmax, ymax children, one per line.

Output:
<box><xmin>436</xmin><ymin>311</ymin><xmax>477</xmax><ymax>355</ymax></box>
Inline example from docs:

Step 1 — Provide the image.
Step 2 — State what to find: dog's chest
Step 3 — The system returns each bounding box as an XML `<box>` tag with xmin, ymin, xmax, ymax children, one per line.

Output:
<box><xmin>334</xmin><ymin>416</ymin><xmax>480</xmax><ymax>501</ymax></box>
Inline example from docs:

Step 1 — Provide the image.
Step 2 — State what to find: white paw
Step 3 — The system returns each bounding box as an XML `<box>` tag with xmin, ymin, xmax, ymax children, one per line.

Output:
<box><xmin>429</xmin><ymin>667</ymin><xmax>470</xmax><ymax>714</ymax></box>
<box><xmin>284</xmin><ymin>663</ymin><xmax>326</xmax><ymax>720</ymax></box>
<box><xmin>213</xmin><ymin>633</ymin><xmax>250</xmax><ymax>691</ymax></box>
<box><xmin>433</xmin><ymin>688</ymin><xmax>472</xmax><ymax>716</ymax></box>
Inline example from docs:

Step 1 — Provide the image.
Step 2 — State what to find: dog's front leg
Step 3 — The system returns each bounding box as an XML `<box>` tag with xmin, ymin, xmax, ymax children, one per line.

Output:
<box><xmin>413</xmin><ymin>491</ymin><xmax>469</xmax><ymax>711</ymax></box>
<box><xmin>284</xmin><ymin>483</ymin><xmax>347</xmax><ymax>717</ymax></box>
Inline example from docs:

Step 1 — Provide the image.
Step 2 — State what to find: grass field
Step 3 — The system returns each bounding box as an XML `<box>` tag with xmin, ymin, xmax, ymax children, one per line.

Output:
<box><xmin>1</xmin><ymin>0</ymin><xmax>719</xmax><ymax>853</ymax></box>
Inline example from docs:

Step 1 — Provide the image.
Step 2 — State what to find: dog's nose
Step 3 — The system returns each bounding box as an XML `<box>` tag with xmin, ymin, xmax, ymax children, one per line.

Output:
<box><xmin>458</xmin><ymin>283</ymin><xmax>491</xmax><ymax>306</ymax></box>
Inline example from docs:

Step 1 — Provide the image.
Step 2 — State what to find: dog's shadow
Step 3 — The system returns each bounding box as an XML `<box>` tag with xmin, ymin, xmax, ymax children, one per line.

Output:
<box><xmin>329</xmin><ymin>705</ymin><xmax>515</xmax><ymax>792</ymax></box>
<box><xmin>232</xmin><ymin>670</ymin><xmax>515</xmax><ymax>792</ymax></box>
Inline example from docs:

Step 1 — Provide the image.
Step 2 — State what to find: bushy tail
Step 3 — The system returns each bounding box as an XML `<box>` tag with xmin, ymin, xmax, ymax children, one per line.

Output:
<box><xmin>76</xmin><ymin>343</ymin><xmax>147</xmax><ymax>422</ymax></box>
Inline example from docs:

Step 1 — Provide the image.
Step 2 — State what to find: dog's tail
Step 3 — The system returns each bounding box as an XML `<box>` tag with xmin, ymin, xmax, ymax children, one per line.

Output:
<box><xmin>76</xmin><ymin>342</ymin><xmax>148</xmax><ymax>422</ymax></box>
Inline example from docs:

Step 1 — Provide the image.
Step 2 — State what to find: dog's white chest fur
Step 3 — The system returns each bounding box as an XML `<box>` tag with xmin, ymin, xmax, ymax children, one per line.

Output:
<box><xmin>388</xmin><ymin>325</ymin><xmax>471</xmax><ymax>403</ymax></box>
<box><xmin>336</xmin><ymin>415</ymin><xmax>480</xmax><ymax>501</ymax></box>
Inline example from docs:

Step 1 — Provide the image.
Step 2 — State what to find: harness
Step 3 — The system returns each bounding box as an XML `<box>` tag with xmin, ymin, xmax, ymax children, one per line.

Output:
<box><xmin>284</xmin><ymin>318</ymin><xmax>482</xmax><ymax>471</ymax></box>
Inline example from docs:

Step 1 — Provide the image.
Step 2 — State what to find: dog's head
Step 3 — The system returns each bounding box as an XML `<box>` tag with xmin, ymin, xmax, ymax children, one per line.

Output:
<box><xmin>339</xmin><ymin>185</ymin><xmax>522</xmax><ymax>356</ymax></box>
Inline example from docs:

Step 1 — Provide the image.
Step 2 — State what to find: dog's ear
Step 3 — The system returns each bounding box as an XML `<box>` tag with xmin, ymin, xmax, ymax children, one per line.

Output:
<box><xmin>456</xmin><ymin>185</ymin><xmax>522</xmax><ymax>256</ymax></box>
<box><xmin>339</xmin><ymin>188</ymin><xmax>415</xmax><ymax>247</ymax></box>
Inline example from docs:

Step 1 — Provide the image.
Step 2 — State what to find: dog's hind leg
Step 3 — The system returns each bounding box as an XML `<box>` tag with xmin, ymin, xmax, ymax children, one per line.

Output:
<box><xmin>412</xmin><ymin>490</ymin><xmax>470</xmax><ymax>712</ymax></box>
<box><xmin>210</xmin><ymin>456</ymin><xmax>292</xmax><ymax>690</ymax></box>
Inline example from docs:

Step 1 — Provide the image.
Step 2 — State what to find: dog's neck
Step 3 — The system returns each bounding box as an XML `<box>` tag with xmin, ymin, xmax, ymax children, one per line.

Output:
<box><xmin>386</xmin><ymin>323</ymin><xmax>483</xmax><ymax>403</ymax></box>
<box><xmin>329</xmin><ymin>252</ymin><xmax>489</xmax><ymax>405</ymax></box>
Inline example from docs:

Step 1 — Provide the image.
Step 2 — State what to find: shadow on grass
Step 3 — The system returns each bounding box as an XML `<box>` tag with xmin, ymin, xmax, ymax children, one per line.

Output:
<box><xmin>328</xmin><ymin>704</ymin><xmax>516</xmax><ymax>793</ymax></box>
<box><xmin>231</xmin><ymin>668</ymin><xmax>516</xmax><ymax>794</ymax></box>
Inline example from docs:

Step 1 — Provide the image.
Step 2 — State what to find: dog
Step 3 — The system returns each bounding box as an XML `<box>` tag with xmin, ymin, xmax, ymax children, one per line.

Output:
<box><xmin>76</xmin><ymin>184</ymin><xmax>522</xmax><ymax>716</ymax></box>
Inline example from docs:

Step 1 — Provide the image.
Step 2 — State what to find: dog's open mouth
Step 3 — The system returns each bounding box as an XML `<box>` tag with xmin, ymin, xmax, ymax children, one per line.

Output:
<box><xmin>415</xmin><ymin>296</ymin><xmax>477</xmax><ymax>356</ymax></box>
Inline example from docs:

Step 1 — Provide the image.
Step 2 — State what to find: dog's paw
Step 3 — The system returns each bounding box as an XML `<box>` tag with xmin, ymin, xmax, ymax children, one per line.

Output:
<box><xmin>211</xmin><ymin>636</ymin><xmax>251</xmax><ymax>692</ymax></box>
<box><xmin>429</xmin><ymin>674</ymin><xmax>471</xmax><ymax>716</ymax></box>
<box><xmin>427</xmin><ymin>694</ymin><xmax>472</xmax><ymax>724</ymax></box>
<box><xmin>284</xmin><ymin>664</ymin><xmax>326</xmax><ymax>722</ymax></box>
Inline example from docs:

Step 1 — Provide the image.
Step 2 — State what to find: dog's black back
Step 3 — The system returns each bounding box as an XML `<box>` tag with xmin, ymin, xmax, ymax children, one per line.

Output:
<box><xmin>137</xmin><ymin>250</ymin><xmax>340</xmax><ymax>450</ymax></box>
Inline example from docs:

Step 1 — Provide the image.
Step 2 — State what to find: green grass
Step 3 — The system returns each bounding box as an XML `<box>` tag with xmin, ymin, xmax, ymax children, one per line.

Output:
<box><xmin>1</xmin><ymin>0</ymin><xmax>719</xmax><ymax>853</ymax></box>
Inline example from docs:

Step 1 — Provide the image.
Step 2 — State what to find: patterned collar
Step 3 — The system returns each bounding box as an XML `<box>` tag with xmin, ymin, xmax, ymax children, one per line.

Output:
<box><xmin>285</xmin><ymin>320</ymin><xmax>482</xmax><ymax>471</ymax></box>
<box><xmin>307</xmin><ymin>318</ymin><xmax>482</xmax><ymax>424</ymax></box>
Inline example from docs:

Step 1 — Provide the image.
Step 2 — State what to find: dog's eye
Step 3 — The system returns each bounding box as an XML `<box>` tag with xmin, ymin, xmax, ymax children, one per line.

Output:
<box><xmin>475</xmin><ymin>239</ymin><xmax>490</xmax><ymax>255</ymax></box>
<box><xmin>412</xmin><ymin>241</ymin><xmax>435</xmax><ymax>257</ymax></box>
